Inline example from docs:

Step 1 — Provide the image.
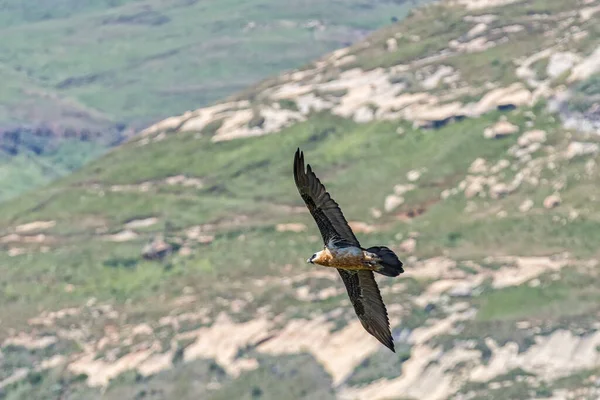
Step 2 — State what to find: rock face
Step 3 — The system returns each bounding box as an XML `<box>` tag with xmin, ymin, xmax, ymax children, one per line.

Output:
<box><xmin>469</xmin><ymin>158</ymin><xmax>487</xmax><ymax>174</ymax></box>
<box><xmin>276</xmin><ymin>223</ymin><xmax>307</xmax><ymax>232</ymax></box>
<box><xmin>142</xmin><ymin>236</ymin><xmax>173</xmax><ymax>260</ymax></box>
<box><xmin>5</xmin><ymin>1</ymin><xmax>600</xmax><ymax>399</ymax></box>
<box><xmin>453</xmin><ymin>0</ymin><xmax>521</xmax><ymax>10</ymax></box>
<box><xmin>518</xmin><ymin>129</ymin><xmax>546</xmax><ymax>147</ymax></box>
<box><xmin>385</xmin><ymin>194</ymin><xmax>405</xmax><ymax>212</ymax></box>
<box><xmin>543</xmin><ymin>194</ymin><xmax>561</xmax><ymax>209</ymax></box>
<box><xmin>136</xmin><ymin>1</ymin><xmax>594</xmax><ymax>147</ymax></box>
<box><xmin>519</xmin><ymin>199</ymin><xmax>534</xmax><ymax>212</ymax></box>
<box><xmin>484</xmin><ymin>119</ymin><xmax>519</xmax><ymax>139</ymax></box>
<box><xmin>547</xmin><ymin>52</ymin><xmax>582</xmax><ymax>79</ymax></box>
<box><xmin>565</xmin><ymin>141</ymin><xmax>599</xmax><ymax>159</ymax></box>
<box><xmin>568</xmin><ymin>46</ymin><xmax>600</xmax><ymax>83</ymax></box>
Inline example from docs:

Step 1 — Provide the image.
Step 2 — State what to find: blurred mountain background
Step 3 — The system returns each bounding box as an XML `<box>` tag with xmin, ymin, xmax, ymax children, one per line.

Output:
<box><xmin>1</xmin><ymin>0</ymin><xmax>600</xmax><ymax>399</ymax></box>
<box><xmin>0</xmin><ymin>0</ymin><xmax>426</xmax><ymax>202</ymax></box>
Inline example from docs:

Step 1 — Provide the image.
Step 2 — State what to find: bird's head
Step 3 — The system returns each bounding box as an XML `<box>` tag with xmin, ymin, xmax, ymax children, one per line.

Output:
<box><xmin>307</xmin><ymin>249</ymin><xmax>327</xmax><ymax>265</ymax></box>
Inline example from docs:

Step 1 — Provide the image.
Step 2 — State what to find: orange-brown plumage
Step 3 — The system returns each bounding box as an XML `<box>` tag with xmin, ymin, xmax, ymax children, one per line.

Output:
<box><xmin>312</xmin><ymin>248</ymin><xmax>379</xmax><ymax>270</ymax></box>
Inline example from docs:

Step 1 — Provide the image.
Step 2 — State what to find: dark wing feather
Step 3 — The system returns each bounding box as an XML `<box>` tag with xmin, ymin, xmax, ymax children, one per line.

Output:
<box><xmin>293</xmin><ymin>148</ymin><xmax>359</xmax><ymax>247</ymax></box>
<box><xmin>337</xmin><ymin>269</ymin><xmax>395</xmax><ymax>352</ymax></box>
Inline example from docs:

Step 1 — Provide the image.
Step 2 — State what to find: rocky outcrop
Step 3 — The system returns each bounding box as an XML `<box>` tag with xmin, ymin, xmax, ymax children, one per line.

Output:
<box><xmin>137</xmin><ymin>6</ymin><xmax>600</xmax><ymax>146</ymax></box>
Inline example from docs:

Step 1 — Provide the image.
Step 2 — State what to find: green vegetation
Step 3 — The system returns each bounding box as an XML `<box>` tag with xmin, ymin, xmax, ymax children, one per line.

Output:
<box><xmin>473</xmin><ymin>268</ymin><xmax>600</xmax><ymax>326</ymax></box>
<box><xmin>346</xmin><ymin>4</ymin><xmax>471</xmax><ymax>70</ymax></box>
<box><xmin>0</xmin><ymin>0</ymin><xmax>431</xmax><ymax>201</ymax></box>
<box><xmin>209</xmin><ymin>354</ymin><xmax>335</xmax><ymax>400</ymax></box>
<box><xmin>346</xmin><ymin>341</ymin><xmax>411</xmax><ymax>386</ymax></box>
<box><xmin>1</xmin><ymin>0</ymin><xmax>599</xmax><ymax>397</ymax></box>
<box><xmin>0</xmin><ymin>0</ymin><xmax>425</xmax><ymax>128</ymax></box>
<box><xmin>1</xmin><ymin>102</ymin><xmax>599</xmax><ymax>332</ymax></box>
<box><xmin>1</xmin><ymin>358</ymin><xmax>232</xmax><ymax>400</ymax></box>
<box><xmin>0</xmin><ymin>139</ymin><xmax>106</xmax><ymax>202</ymax></box>
<box><xmin>531</xmin><ymin>57</ymin><xmax>550</xmax><ymax>81</ymax></box>
<box><xmin>568</xmin><ymin>73</ymin><xmax>600</xmax><ymax>113</ymax></box>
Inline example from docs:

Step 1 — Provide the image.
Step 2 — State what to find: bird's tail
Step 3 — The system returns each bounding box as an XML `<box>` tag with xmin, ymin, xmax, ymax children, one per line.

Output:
<box><xmin>366</xmin><ymin>246</ymin><xmax>404</xmax><ymax>277</ymax></box>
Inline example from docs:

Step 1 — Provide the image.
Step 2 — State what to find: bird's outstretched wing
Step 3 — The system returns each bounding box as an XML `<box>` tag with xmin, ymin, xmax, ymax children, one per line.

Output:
<box><xmin>338</xmin><ymin>269</ymin><xmax>395</xmax><ymax>352</ymax></box>
<box><xmin>293</xmin><ymin>148</ymin><xmax>360</xmax><ymax>247</ymax></box>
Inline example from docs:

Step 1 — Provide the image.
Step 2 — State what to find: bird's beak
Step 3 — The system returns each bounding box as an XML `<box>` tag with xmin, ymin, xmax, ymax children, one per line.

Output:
<box><xmin>307</xmin><ymin>256</ymin><xmax>314</xmax><ymax>264</ymax></box>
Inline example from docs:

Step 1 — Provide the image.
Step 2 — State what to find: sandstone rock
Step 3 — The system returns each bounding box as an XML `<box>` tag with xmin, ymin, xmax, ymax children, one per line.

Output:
<box><xmin>465</xmin><ymin>181</ymin><xmax>484</xmax><ymax>198</ymax></box>
<box><xmin>518</xmin><ymin>129</ymin><xmax>547</xmax><ymax>147</ymax></box>
<box><xmin>569</xmin><ymin>209</ymin><xmax>579</xmax><ymax>221</ymax></box>
<box><xmin>568</xmin><ymin>46</ymin><xmax>600</xmax><ymax>82</ymax></box>
<box><xmin>124</xmin><ymin>218</ymin><xmax>158</xmax><ymax>229</ymax></box>
<box><xmin>386</xmin><ymin>37</ymin><xmax>398</xmax><ymax>52</ymax></box>
<box><xmin>490</xmin><ymin>183</ymin><xmax>509</xmax><ymax>199</ymax></box>
<box><xmin>384</xmin><ymin>195</ymin><xmax>404</xmax><ymax>212</ymax></box>
<box><xmin>399</xmin><ymin>238</ymin><xmax>416</xmax><ymax>253</ymax></box>
<box><xmin>132</xmin><ymin>324</ymin><xmax>153</xmax><ymax>337</ymax></box>
<box><xmin>8</xmin><ymin>248</ymin><xmax>26</xmax><ymax>257</ymax></box>
<box><xmin>394</xmin><ymin>184</ymin><xmax>416</xmax><ymax>195</ymax></box>
<box><xmin>467</xmin><ymin>23</ymin><xmax>488</xmax><ymax>38</ymax></box>
<box><xmin>472</xmin><ymin>83</ymin><xmax>532</xmax><ymax>116</ymax></box>
<box><xmin>484</xmin><ymin>120</ymin><xmax>519</xmax><ymax>139</ymax></box>
<box><xmin>519</xmin><ymin>199</ymin><xmax>534</xmax><ymax>212</ymax></box>
<box><xmin>421</xmin><ymin>66</ymin><xmax>455</xmax><ymax>90</ymax></box>
<box><xmin>547</xmin><ymin>52</ymin><xmax>582</xmax><ymax>79</ymax></box>
<box><xmin>469</xmin><ymin>158</ymin><xmax>488</xmax><ymax>174</ymax></box>
<box><xmin>405</xmin><ymin>101</ymin><xmax>465</xmax><ymax>128</ymax></box>
<box><xmin>15</xmin><ymin>220</ymin><xmax>56</xmax><ymax>233</ymax></box>
<box><xmin>276</xmin><ymin>223</ymin><xmax>307</xmax><ymax>233</ymax></box>
<box><xmin>565</xmin><ymin>142</ymin><xmax>599</xmax><ymax>159</ymax></box>
<box><xmin>164</xmin><ymin>175</ymin><xmax>203</xmax><ymax>188</ymax></box>
<box><xmin>449</xmin><ymin>36</ymin><xmax>494</xmax><ymax>53</ymax></box>
<box><xmin>464</xmin><ymin>14</ymin><xmax>498</xmax><ymax>24</ymax></box>
<box><xmin>580</xmin><ymin>3</ymin><xmax>600</xmax><ymax>21</ymax></box>
<box><xmin>142</xmin><ymin>236</ymin><xmax>172</xmax><ymax>260</ymax></box>
<box><xmin>543</xmin><ymin>194</ymin><xmax>561</xmax><ymax>209</ymax></box>
<box><xmin>140</xmin><ymin>116</ymin><xmax>185</xmax><ymax>136</ymax></box>
<box><xmin>105</xmin><ymin>230</ymin><xmax>138</xmax><ymax>242</ymax></box>
<box><xmin>370</xmin><ymin>208</ymin><xmax>382</xmax><ymax>219</ymax></box>
<box><xmin>500</xmin><ymin>25</ymin><xmax>523</xmax><ymax>34</ymax></box>
<box><xmin>353</xmin><ymin>106</ymin><xmax>375</xmax><ymax>123</ymax></box>
<box><xmin>407</xmin><ymin>170</ymin><xmax>421</xmax><ymax>182</ymax></box>
<box><xmin>455</xmin><ymin>0</ymin><xmax>520</xmax><ymax>10</ymax></box>
<box><xmin>490</xmin><ymin>159</ymin><xmax>510</xmax><ymax>174</ymax></box>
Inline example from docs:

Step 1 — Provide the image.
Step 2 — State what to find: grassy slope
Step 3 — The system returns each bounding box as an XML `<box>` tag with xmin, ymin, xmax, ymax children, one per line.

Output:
<box><xmin>0</xmin><ymin>140</ymin><xmax>108</xmax><ymax>202</ymax></box>
<box><xmin>1</xmin><ymin>0</ymin><xmax>600</xmax><ymax>397</ymax></box>
<box><xmin>0</xmin><ymin>0</ymin><xmax>427</xmax><ymax>128</ymax></box>
<box><xmin>5</xmin><ymin>105</ymin><xmax>600</xmax><ymax>398</ymax></box>
<box><xmin>3</xmin><ymin>102</ymin><xmax>598</xmax><ymax>303</ymax></box>
<box><xmin>0</xmin><ymin>0</ymin><xmax>429</xmax><ymax>203</ymax></box>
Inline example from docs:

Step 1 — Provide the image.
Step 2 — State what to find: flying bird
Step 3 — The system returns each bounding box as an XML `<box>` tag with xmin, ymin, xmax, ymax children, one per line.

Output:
<box><xmin>293</xmin><ymin>148</ymin><xmax>404</xmax><ymax>352</ymax></box>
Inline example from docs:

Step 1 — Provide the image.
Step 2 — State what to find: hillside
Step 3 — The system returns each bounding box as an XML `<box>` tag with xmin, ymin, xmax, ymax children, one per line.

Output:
<box><xmin>1</xmin><ymin>0</ymin><xmax>600</xmax><ymax>399</ymax></box>
<box><xmin>0</xmin><ymin>0</ymin><xmax>426</xmax><ymax>201</ymax></box>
